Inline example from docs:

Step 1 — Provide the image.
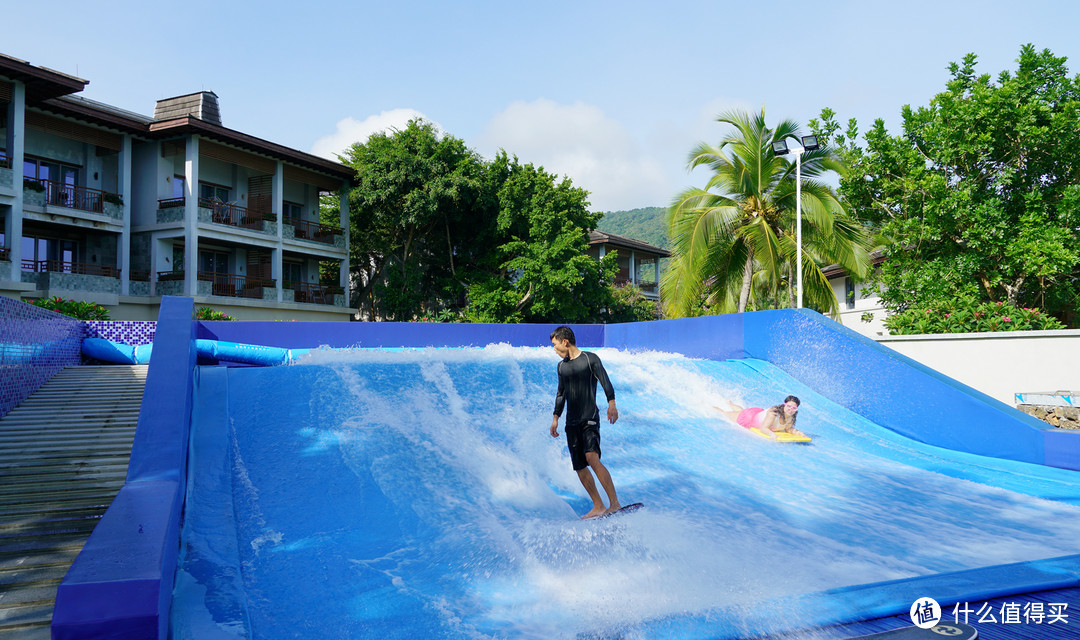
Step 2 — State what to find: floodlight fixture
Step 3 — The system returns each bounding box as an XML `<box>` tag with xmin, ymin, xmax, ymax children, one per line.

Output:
<box><xmin>771</xmin><ymin>140</ymin><xmax>790</xmax><ymax>156</ymax></box>
<box><xmin>801</xmin><ymin>135</ymin><xmax>820</xmax><ymax>152</ymax></box>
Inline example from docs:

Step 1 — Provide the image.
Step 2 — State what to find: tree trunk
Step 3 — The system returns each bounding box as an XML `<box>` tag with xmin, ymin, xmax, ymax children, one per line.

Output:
<box><xmin>737</xmin><ymin>250</ymin><xmax>754</xmax><ymax>313</ymax></box>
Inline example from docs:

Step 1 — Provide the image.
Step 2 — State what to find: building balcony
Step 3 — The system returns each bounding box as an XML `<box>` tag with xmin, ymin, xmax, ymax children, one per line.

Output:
<box><xmin>286</xmin><ymin>281</ymin><xmax>346</xmax><ymax>306</ymax></box>
<box><xmin>155</xmin><ymin>198</ymin><xmax>277</xmax><ymax>235</ymax></box>
<box><xmin>23</xmin><ymin>179</ymin><xmax>124</xmax><ymax>219</ymax></box>
<box><xmin>614</xmin><ymin>277</ymin><xmax>658</xmax><ymax>295</ymax></box>
<box><xmin>154</xmin><ymin>270</ymin><xmax>277</xmax><ymax>300</ymax></box>
<box><xmin>283</xmin><ymin>217</ymin><xmax>345</xmax><ymax>248</ymax></box>
<box><xmin>21</xmin><ymin>260</ymin><xmax>121</xmax><ymax>296</ymax></box>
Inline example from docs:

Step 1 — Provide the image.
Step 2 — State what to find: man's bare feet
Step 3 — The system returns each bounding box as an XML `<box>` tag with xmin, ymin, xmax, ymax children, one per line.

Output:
<box><xmin>602</xmin><ymin>502</ymin><xmax>622</xmax><ymax>516</ymax></box>
<box><xmin>581</xmin><ymin>505</ymin><xmax>607</xmax><ymax>519</ymax></box>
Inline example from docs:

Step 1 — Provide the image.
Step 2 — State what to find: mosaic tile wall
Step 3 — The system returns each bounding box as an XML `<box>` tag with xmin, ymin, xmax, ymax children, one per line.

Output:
<box><xmin>83</xmin><ymin>321</ymin><xmax>157</xmax><ymax>345</ymax></box>
<box><xmin>0</xmin><ymin>296</ymin><xmax>84</xmax><ymax>417</ymax></box>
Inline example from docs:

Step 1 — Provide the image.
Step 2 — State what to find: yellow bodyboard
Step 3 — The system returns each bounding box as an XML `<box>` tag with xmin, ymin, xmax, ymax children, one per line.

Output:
<box><xmin>747</xmin><ymin>427</ymin><xmax>812</xmax><ymax>443</ymax></box>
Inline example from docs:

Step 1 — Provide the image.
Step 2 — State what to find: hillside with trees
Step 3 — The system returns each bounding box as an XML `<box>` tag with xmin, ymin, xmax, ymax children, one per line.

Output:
<box><xmin>596</xmin><ymin>206</ymin><xmax>670</xmax><ymax>251</ymax></box>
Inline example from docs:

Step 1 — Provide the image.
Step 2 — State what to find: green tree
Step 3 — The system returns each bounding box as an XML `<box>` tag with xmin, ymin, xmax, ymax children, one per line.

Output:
<box><xmin>465</xmin><ymin>153</ymin><xmax>621</xmax><ymax>323</ymax></box>
<box><xmin>663</xmin><ymin>109</ymin><xmax>872</xmax><ymax>317</ymax></box>
<box><xmin>338</xmin><ymin>119</ymin><xmax>494</xmax><ymax>320</ymax></box>
<box><xmin>813</xmin><ymin>45</ymin><xmax>1080</xmax><ymax>325</ymax></box>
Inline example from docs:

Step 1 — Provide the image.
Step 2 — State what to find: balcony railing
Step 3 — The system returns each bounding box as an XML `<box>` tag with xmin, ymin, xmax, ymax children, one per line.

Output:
<box><xmin>198</xmin><ymin>271</ymin><xmax>275</xmax><ymax>299</ymax></box>
<box><xmin>287</xmin><ymin>281</ymin><xmax>344</xmax><ymax>305</ymax></box>
<box><xmin>130</xmin><ymin>270</ymin><xmax>151</xmax><ymax>282</ymax></box>
<box><xmin>25</xmin><ymin>178</ymin><xmax>116</xmax><ymax>214</ymax></box>
<box><xmin>200</xmin><ymin>198</ymin><xmax>273</xmax><ymax>230</ymax></box>
<box><xmin>613</xmin><ymin>277</ymin><xmax>658</xmax><ymax>294</ymax></box>
<box><xmin>156</xmin><ymin>197</ymin><xmax>276</xmax><ymax>231</ymax></box>
<box><xmin>0</xmin><ymin>248</ymin><xmax>9</xmax><ymax>262</ymax></box>
<box><xmin>285</xmin><ymin>217</ymin><xmax>342</xmax><ymax>244</ymax></box>
<box><xmin>22</xmin><ymin>259</ymin><xmax>120</xmax><ymax>278</ymax></box>
<box><xmin>0</xmin><ymin>153</ymin><xmax>10</xmax><ymax>170</ymax></box>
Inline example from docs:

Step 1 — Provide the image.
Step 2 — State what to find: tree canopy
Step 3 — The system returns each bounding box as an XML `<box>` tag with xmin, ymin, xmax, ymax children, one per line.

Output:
<box><xmin>335</xmin><ymin>119</ymin><xmax>655</xmax><ymax>323</ymax></box>
<box><xmin>813</xmin><ymin>45</ymin><xmax>1080</xmax><ymax>326</ymax></box>
<box><xmin>663</xmin><ymin>109</ymin><xmax>872</xmax><ymax>317</ymax></box>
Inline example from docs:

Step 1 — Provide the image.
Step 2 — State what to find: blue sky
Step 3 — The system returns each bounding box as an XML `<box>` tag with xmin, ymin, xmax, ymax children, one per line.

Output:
<box><xmin>6</xmin><ymin>0</ymin><xmax>1079</xmax><ymax>211</ymax></box>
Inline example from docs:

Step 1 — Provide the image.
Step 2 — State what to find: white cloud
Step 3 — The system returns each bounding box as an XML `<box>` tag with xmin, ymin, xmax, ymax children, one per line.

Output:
<box><xmin>309</xmin><ymin>108</ymin><xmax>435</xmax><ymax>160</ymax></box>
<box><xmin>476</xmin><ymin>99</ymin><xmax>670</xmax><ymax>212</ymax></box>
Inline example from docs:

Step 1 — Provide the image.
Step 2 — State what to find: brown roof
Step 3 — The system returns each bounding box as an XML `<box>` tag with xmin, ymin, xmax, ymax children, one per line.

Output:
<box><xmin>821</xmin><ymin>248</ymin><xmax>886</xmax><ymax>279</ymax></box>
<box><xmin>0</xmin><ymin>53</ymin><xmax>87</xmax><ymax>102</ymax></box>
<box><xmin>588</xmin><ymin>230</ymin><xmax>671</xmax><ymax>258</ymax></box>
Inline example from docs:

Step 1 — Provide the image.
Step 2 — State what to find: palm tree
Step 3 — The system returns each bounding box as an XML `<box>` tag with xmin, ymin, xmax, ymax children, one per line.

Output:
<box><xmin>662</xmin><ymin>108</ymin><xmax>871</xmax><ymax>317</ymax></box>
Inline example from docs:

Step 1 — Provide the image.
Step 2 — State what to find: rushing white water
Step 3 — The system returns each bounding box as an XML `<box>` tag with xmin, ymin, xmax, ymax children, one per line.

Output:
<box><xmin>180</xmin><ymin>345</ymin><xmax>1080</xmax><ymax>639</ymax></box>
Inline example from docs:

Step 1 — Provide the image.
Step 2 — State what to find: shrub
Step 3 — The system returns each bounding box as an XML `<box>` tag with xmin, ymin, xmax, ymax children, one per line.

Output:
<box><xmin>884</xmin><ymin>296</ymin><xmax>1066</xmax><ymax>335</ymax></box>
<box><xmin>33</xmin><ymin>296</ymin><xmax>110</xmax><ymax>320</ymax></box>
<box><xmin>23</xmin><ymin>178</ymin><xmax>45</xmax><ymax>192</ymax></box>
<box><xmin>195</xmin><ymin>306</ymin><xmax>236</xmax><ymax>321</ymax></box>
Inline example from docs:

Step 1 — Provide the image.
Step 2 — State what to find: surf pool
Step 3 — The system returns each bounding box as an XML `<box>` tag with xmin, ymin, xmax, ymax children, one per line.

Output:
<box><xmin>171</xmin><ymin>344</ymin><xmax>1080</xmax><ymax>639</ymax></box>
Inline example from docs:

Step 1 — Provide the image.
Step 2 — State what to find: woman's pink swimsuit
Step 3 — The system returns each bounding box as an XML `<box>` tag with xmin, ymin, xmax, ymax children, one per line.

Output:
<box><xmin>735</xmin><ymin>407</ymin><xmax>765</xmax><ymax>429</ymax></box>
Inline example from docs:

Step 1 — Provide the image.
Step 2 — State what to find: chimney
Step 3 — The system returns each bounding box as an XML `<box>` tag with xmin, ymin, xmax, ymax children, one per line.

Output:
<box><xmin>154</xmin><ymin>91</ymin><xmax>221</xmax><ymax>126</ymax></box>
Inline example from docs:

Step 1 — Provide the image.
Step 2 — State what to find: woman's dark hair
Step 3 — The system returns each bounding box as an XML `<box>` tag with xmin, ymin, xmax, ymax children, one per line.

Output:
<box><xmin>770</xmin><ymin>395</ymin><xmax>801</xmax><ymax>426</ymax></box>
<box><xmin>550</xmin><ymin>325</ymin><xmax>576</xmax><ymax>345</ymax></box>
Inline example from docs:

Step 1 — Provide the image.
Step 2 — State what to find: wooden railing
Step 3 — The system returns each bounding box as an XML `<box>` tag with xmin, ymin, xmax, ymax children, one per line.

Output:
<box><xmin>156</xmin><ymin>197</ymin><xmax>277</xmax><ymax>230</ymax></box>
<box><xmin>0</xmin><ymin>153</ymin><xmax>10</xmax><ymax>170</ymax></box>
<box><xmin>25</xmin><ymin>178</ymin><xmax>116</xmax><ymax>214</ymax></box>
<box><xmin>130</xmin><ymin>270</ymin><xmax>151</xmax><ymax>282</ymax></box>
<box><xmin>200</xmin><ymin>198</ymin><xmax>274</xmax><ymax>230</ymax></box>
<box><xmin>157</xmin><ymin>270</ymin><xmax>185</xmax><ymax>282</ymax></box>
<box><xmin>198</xmin><ymin>271</ymin><xmax>275</xmax><ymax>299</ymax></box>
<box><xmin>0</xmin><ymin>248</ymin><xmax>9</xmax><ymax>262</ymax></box>
<box><xmin>285</xmin><ymin>217</ymin><xmax>342</xmax><ymax>244</ymax></box>
<box><xmin>287</xmin><ymin>281</ymin><xmax>343</xmax><ymax>305</ymax></box>
<box><xmin>22</xmin><ymin>260</ymin><xmax>120</xmax><ymax>278</ymax></box>
<box><xmin>613</xmin><ymin>277</ymin><xmax>658</xmax><ymax>294</ymax></box>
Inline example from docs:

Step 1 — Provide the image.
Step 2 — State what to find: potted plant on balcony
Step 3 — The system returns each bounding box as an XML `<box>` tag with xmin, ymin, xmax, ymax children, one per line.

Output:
<box><xmin>22</xmin><ymin>178</ymin><xmax>45</xmax><ymax>206</ymax></box>
<box><xmin>103</xmin><ymin>192</ymin><xmax>124</xmax><ymax>218</ymax></box>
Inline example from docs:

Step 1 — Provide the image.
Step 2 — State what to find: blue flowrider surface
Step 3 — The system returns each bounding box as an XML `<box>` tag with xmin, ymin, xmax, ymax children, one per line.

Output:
<box><xmin>173</xmin><ymin>347</ymin><xmax>1080</xmax><ymax>639</ymax></box>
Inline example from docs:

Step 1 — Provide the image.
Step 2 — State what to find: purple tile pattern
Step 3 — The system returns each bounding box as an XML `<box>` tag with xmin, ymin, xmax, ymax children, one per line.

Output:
<box><xmin>83</xmin><ymin>321</ymin><xmax>156</xmax><ymax>345</ymax></box>
<box><xmin>0</xmin><ymin>296</ymin><xmax>84</xmax><ymax>417</ymax></box>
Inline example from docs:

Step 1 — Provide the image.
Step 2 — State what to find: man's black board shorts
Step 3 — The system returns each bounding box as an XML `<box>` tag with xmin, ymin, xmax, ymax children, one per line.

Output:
<box><xmin>565</xmin><ymin>420</ymin><xmax>601</xmax><ymax>471</ymax></box>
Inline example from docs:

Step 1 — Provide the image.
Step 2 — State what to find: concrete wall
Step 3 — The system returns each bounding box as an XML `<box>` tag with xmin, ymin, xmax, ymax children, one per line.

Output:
<box><xmin>876</xmin><ymin>329</ymin><xmax>1080</xmax><ymax>407</ymax></box>
<box><xmin>829</xmin><ymin>275</ymin><xmax>888</xmax><ymax>338</ymax></box>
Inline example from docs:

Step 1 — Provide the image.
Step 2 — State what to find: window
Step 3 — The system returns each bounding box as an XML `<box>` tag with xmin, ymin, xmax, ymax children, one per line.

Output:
<box><xmin>199</xmin><ymin>250</ymin><xmax>230</xmax><ymax>275</ymax></box>
<box><xmin>172</xmin><ymin>245</ymin><xmax>185</xmax><ymax>272</ymax></box>
<box><xmin>199</xmin><ymin>182</ymin><xmax>230</xmax><ymax>202</ymax></box>
<box><xmin>845</xmin><ymin>277</ymin><xmax>856</xmax><ymax>310</ymax></box>
<box><xmin>24</xmin><ymin>157</ymin><xmax>79</xmax><ymax>185</ymax></box>
<box><xmin>283</xmin><ymin>201</ymin><xmax>303</xmax><ymax>222</ymax></box>
<box><xmin>283</xmin><ymin>261</ymin><xmax>303</xmax><ymax>285</ymax></box>
<box><xmin>21</xmin><ymin>235</ymin><xmax>76</xmax><ymax>270</ymax></box>
<box><xmin>173</xmin><ymin>175</ymin><xmax>186</xmax><ymax>199</ymax></box>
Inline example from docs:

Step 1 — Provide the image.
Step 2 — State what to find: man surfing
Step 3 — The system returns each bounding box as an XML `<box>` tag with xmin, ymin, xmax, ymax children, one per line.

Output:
<box><xmin>549</xmin><ymin>326</ymin><xmax>622</xmax><ymax>518</ymax></box>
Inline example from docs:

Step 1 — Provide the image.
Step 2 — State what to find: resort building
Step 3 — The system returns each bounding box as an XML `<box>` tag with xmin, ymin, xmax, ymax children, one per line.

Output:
<box><xmin>823</xmin><ymin>249</ymin><xmax>888</xmax><ymax>337</ymax></box>
<box><xmin>587</xmin><ymin>230</ymin><xmax>669</xmax><ymax>302</ymax></box>
<box><xmin>0</xmin><ymin>54</ymin><xmax>354</xmax><ymax>321</ymax></box>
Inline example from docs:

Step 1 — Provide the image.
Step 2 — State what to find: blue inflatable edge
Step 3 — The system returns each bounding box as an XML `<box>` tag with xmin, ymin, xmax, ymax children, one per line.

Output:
<box><xmin>53</xmin><ymin>304</ymin><xmax>1080</xmax><ymax>639</ymax></box>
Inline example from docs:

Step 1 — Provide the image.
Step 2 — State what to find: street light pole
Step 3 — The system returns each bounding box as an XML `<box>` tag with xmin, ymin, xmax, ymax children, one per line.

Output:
<box><xmin>771</xmin><ymin>134</ymin><xmax>819</xmax><ymax>310</ymax></box>
<box><xmin>794</xmin><ymin>146</ymin><xmax>803</xmax><ymax>309</ymax></box>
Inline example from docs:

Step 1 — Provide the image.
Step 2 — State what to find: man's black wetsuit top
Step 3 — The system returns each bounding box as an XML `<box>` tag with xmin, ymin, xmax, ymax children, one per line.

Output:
<box><xmin>553</xmin><ymin>351</ymin><xmax>616</xmax><ymax>426</ymax></box>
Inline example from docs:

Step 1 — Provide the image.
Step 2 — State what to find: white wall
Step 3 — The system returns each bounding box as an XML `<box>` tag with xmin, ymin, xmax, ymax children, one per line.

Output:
<box><xmin>875</xmin><ymin>329</ymin><xmax>1080</xmax><ymax>406</ymax></box>
<box><xmin>830</xmin><ymin>275</ymin><xmax>888</xmax><ymax>338</ymax></box>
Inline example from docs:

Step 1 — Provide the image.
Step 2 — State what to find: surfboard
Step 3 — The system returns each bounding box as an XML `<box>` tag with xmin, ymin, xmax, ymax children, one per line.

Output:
<box><xmin>746</xmin><ymin>426</ymin><xmax>812</xmax><ymax>443</ymax></box>
<box><xmin>598</xmin><ymin>502</ymin><xmax>644</xmax><ymax>518</ymax></box>
<box><xmin>845</xmin><ymin>623</ymin><xmax>977</xmax><ymax>639</ymax></box>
